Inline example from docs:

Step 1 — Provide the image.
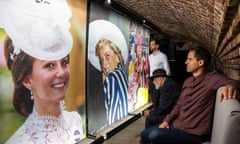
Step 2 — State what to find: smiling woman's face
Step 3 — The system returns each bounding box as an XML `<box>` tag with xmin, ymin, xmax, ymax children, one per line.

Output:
<box><xmin>99</xmin><ymin>45</ymin><xmax>119</xmax><ymax>75</ymax></box>
<box><xmin>23</xmin><ymin>56</ymin><xmax>70</xmax><ymax>104</ymax></box>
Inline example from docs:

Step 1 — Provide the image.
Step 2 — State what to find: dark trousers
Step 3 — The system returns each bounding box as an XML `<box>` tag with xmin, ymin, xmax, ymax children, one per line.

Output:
<box><xmin>145</xmin><ymin>114</ymin><xmax>165</xmax><ymax>129</ymax></box>
<box><xmin>141</xmin><ymin>124</ymin><xmax>207</xmax><ymax>144</ymax></box>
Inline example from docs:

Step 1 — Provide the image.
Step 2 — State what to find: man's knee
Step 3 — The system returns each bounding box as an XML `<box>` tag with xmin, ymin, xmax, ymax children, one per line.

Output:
<box><xmin>148</xmin><ymin>128</ymin><xmax>162</xmax><ymax>142</ymax></box>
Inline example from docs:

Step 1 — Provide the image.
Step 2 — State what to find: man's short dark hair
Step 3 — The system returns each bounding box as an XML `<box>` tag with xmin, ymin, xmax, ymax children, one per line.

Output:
<box><xmin>189</xmin><ymin>46</ymin><xmax>211</xmax><ymax>68</ymax></box>
<box><xmin>150</xmin><ymin>38</ymin><xmax>160</xmax><ymax>45</ymax></box>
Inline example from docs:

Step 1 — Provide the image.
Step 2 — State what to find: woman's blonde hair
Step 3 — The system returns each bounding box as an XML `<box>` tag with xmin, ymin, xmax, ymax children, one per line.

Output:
<box><xmin>95</xmin><ymin>39</ymin><xmax>125</xmax><ymax>65</ymax></box>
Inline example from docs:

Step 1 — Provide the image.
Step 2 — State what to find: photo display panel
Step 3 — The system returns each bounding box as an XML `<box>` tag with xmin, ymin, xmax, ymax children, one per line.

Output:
<box><xmin>87</xmin><ymin>2</ymin><xmax>150</xmax><ymax>136</ymax></box>
<box><xmin>0</xmin><ymin>0</ymin><xmax>87</xmax><ymax>143</ymax></box>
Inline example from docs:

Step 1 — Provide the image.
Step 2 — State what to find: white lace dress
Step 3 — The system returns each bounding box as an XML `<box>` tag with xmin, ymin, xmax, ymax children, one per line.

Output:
<box><xmin>5</xmin><ymin>109</ymin><xmax>83</xmax><ymax>144</ymax></box>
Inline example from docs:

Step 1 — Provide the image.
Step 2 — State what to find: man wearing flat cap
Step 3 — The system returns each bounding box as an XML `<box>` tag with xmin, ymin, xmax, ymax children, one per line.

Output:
<box><xmin>144</xmin><ymin>68</ymin><xmax>181</xmax><ymax>128</ymax></box>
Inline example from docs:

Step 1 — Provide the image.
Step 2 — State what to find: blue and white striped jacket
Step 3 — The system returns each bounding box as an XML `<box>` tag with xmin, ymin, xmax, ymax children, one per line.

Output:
<box><xmin>103</xmin><ymin>63</ymin><xmax>128</xmax><ymax>125</ymax></box>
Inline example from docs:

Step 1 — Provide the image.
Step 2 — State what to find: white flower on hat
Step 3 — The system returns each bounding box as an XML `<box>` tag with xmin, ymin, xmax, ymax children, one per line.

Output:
<box><xmin>0</xmin><ymin>0</ymin><xmax>73</xmax><ymax>60</ymax></box>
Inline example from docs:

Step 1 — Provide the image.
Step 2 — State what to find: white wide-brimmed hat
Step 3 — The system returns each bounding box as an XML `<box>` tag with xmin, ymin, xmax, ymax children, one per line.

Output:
<box><xmin>0</xmin><ymin>0</ymin><xmax>73</xmax><ymax>61</ymax></box>
<box><xmin>88</xmin><ymin>19</ymin><xmax>128</xmax><ymax>71</ymax></box>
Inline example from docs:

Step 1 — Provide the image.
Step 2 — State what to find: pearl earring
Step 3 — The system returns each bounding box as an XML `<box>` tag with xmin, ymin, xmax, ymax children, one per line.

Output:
<box><xmin>30</xmin><ymin>88</ymin><xmax>34</xmax><ymax>100</ymax></box>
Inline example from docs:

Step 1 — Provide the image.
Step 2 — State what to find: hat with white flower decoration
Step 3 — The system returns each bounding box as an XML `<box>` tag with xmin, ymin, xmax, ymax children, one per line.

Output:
<box><xmin>0</xmin><ymin>0</ymin><xmax>73</xmax><ymax>61</ymax></box>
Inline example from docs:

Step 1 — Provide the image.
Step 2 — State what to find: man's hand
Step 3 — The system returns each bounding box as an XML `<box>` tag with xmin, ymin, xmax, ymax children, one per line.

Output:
<box><xmin>153</xmin><ymin>78</ymin><xmax>160</xmax><ymax>89</ymax></box>
<box><xmin>159</xmin><ymin>121</ymin><xmax>169</xmax><ymax>129</ymax></box>
<box><xmin>144</xmin><ymin>109</ymin><xmax>151</xmax><ymax>117</ymax></box>
<box><xmin>217</xmin><ymin>85</ymin><xmax>240</xmax><ymax>102</ymax></box>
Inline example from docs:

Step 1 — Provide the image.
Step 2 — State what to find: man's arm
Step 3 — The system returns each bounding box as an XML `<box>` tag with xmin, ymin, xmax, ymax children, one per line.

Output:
<box><xmin>217</xmin><ymin>85</ymin><xmax>240</xmax><ymax>102</ymax></box>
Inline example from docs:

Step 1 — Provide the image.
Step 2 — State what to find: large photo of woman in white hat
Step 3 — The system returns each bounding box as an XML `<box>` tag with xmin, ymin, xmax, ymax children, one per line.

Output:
<box><xmin>87</xmin><ymin>19</ymin><xmax>129</xmax><ymax>127</ymax></box>
<box><xmin>0</xmin><ymin>0</ymin><xmax>88</xmax><ymax>143</ymax></box>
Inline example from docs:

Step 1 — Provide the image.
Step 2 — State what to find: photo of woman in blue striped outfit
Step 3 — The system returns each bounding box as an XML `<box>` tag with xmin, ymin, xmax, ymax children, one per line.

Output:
<box><xmin>95</xmin><ymin>38</ymin><xmax>128</xmax><ymax>125</ymax></box>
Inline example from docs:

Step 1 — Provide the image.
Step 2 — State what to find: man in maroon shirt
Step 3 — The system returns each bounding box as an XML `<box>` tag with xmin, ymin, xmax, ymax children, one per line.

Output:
<box><xmin>140</xmin><ymin>46</ymin><xmax>240</xmax><ymax>144</ymax></box>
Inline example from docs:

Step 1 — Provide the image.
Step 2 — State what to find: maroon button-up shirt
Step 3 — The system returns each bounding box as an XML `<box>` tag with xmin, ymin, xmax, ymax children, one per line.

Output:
<box><xmin>164</xmin><ymin>71</ymin><xmax>240</xmax><ymax>135</ymax></box>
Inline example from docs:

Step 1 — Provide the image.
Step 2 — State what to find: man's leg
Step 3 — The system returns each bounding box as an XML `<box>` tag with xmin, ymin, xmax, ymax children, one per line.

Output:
<box><xmin>141</xmin><ymin>124</ymin><xmax>206</xmax><ymax>144</ymax></box>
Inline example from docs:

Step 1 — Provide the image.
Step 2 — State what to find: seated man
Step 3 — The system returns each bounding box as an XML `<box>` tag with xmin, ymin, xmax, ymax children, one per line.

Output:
<box><xmin>140</xmin><ymin>46</ymin><xmax>240</xmax><ymax>144</ymax></box>
<box><xmin>144</xmin><ymin>68</ymin><xmax>181</xmax><ymax>128</ymax></box>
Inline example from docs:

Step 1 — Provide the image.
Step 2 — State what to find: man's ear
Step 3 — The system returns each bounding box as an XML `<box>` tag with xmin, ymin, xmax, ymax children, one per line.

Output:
<box><xmin>22</xmin><ymin>77</ymin><xmax>31</xmax><ymax>90</ymax></box>
<box><xmin>199</xmin><ymin>59</ymin><xmax>204</xmax><ymax>67</ymax></box>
